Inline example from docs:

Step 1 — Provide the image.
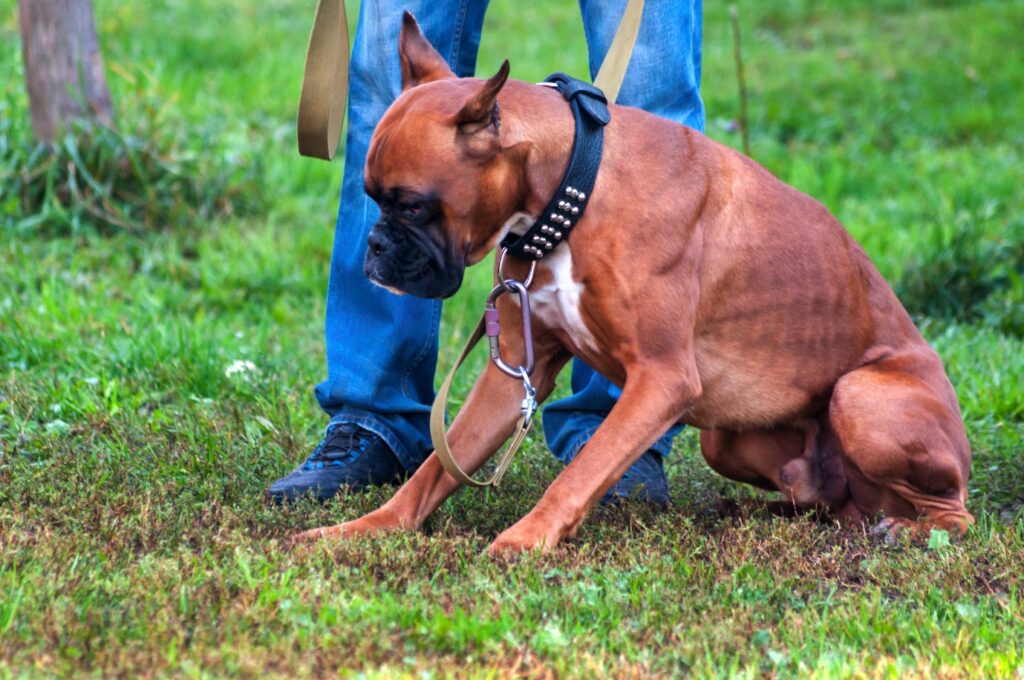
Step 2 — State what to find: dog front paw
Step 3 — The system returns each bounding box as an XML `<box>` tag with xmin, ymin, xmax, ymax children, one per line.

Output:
<box><xmin>487</xmin><ymin>521</ymin><xmax>559</xmax><ymax>556</ymax></box>
<box><xmin>289</xmin><ymin>524</ymin><xmax>345</xmax><ymax>547</ymax></box>
<box><xmin>289</xmin><ymin>508</ymin><xmax>407</xmax><ymax>548</ymax></box>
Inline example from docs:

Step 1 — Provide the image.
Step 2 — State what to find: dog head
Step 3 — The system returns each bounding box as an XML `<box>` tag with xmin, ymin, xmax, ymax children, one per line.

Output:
<box><xmin>363</xmin><ymin>12</ymin><xmax>525</xmax><ymax>299</ymax></box>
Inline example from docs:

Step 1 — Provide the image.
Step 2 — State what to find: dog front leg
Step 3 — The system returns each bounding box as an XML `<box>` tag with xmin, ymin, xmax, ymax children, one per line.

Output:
<box><xmin>488</xmin><ymin>366</ymin><xmax>699</xmax><ymax>554</ymax></box>
<box><xmin>292</xmin><ymin>351</ymin><xmax>567</xmax><ymax>544</ymax></box>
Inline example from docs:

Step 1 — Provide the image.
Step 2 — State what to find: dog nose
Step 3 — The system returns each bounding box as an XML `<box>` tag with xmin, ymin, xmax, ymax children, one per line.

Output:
<box><xmin>367</xmin><ymin>230</ymin><xmax>390</xmax><ymax>257</ymax></box>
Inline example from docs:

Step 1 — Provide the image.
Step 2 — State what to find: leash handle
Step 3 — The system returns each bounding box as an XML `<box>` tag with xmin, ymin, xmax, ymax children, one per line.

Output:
<box><xmin>297</xmin><ymin>0</ymin><xmax>349</xmax><ymax>160</ymax></box>
<box><xmin>431</xmin><ymin>318</ymin><xmax>533</xmax><ymax>488</ymax></box>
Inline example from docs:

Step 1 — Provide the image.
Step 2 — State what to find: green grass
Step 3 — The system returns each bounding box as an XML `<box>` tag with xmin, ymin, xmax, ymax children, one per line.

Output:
<box><xmin>2</xmin><ymin>0</ymin><xmax>1023</xmax><ymax>676</ymax></box>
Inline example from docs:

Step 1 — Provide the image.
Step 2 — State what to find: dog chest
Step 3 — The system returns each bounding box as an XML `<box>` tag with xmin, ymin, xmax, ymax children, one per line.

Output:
<box><xmin>530</xmin><ymin>246</ymin><xmax>600</xmax><ymax>354</ymax></box>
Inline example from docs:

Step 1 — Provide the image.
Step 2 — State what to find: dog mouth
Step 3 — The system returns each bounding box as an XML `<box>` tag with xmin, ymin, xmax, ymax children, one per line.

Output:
<box><xmin>363</xmin><ymin>218</ymin><xmax>466</xmax><ymax>299</ymax></box>
<box><xmin>364</xmin><ymin>248</ymin><xmax>464</xmax><ymax>299</ymax></box>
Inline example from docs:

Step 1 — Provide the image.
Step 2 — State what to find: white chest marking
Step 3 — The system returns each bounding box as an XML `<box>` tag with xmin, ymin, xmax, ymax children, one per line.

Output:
<box><xmin>530</xmin><ymin>246</ymin><xmax>599</xmax><ymax>353</ymax></box>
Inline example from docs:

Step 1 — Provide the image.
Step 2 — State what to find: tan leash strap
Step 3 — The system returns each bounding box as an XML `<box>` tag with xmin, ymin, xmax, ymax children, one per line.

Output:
<box><xmin>297</xmin><ymin>0</ymin><xmax>349</xmax><ymax>160</ymax></box>
<box><xmin>431</xmin><ymin>317</ymin><xmax>533</xmax><ymax>487</ymax></box>
<box><xmin>593</xmin><ymin>0</ymin><xmax>645</xmax><ymax>104</ymax></box>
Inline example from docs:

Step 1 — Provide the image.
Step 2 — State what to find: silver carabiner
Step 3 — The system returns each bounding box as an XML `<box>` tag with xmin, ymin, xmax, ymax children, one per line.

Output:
<box><xmin>485</xmin><ymin>279</ymin><xmax>535</xmax><ymax>379</ymax></box>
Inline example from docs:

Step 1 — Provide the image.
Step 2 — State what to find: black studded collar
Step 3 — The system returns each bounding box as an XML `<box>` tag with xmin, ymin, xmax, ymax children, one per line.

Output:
<box><xmin>500</xmin><ymin>73</ymin><xmax>610</xmax><ymax>260</ymax></box>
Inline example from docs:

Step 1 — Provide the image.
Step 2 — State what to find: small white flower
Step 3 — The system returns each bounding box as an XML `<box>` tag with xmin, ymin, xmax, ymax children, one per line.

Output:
<box><xmin>225</xmin><ymin>360</ymin><xmax>258</xmax><ymax>378</ymax></box>
<box><xmin>235</xmin><ymin>331</ymin><xmax>245</xmax><ymax>339</ymax></box>
<box><xmin>45</xmin><ymin>419</ymin><xmax>71</xmax><ymax>435</ymax></box>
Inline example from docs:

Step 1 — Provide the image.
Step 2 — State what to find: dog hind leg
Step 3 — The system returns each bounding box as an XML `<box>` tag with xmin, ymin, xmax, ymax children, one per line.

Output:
<box><xmin>828</xmin><ymin>358</ymin><xmax>974</xmax><ymax>536</ymax></box>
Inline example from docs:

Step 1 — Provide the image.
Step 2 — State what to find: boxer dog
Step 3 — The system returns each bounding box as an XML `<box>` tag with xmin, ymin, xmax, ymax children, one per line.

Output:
<box><xmin>295</xmin><ymin>13</ymin><xmax>973</xmax><ymax>553</ymax></box>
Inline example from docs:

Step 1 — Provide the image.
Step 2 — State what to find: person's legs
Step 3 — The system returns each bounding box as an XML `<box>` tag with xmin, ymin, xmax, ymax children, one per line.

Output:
<box><xmin>271</xmin><ymin>1</ymin><xmax>490</xmax><ymax>500</ymax></box>
<box><xmin>317</xmin><ymin>0</ymin><xmax>492</xmax><ymax>469</ymax></box>
<box><xmin>543</xmin><ymin>0</ymin><xmax>704</xmax><ymax>492</ymax></box>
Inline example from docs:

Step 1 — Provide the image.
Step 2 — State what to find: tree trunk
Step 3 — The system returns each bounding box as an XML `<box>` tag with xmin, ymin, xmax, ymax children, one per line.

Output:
<box><xmin>17</xmin><ymin>0</ymin><xmax>114</xmax><ymax>143</ymax></box>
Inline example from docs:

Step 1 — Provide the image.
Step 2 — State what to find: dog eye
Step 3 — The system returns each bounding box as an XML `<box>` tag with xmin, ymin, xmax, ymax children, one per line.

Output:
<box><xmin>400</xmin><ymin>202</ymin><xmax>421</xmax><ymax>217</ymax></box>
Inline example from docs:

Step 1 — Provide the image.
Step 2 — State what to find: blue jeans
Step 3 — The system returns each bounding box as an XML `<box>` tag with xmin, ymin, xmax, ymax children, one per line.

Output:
<box><xmin>315</xmin><ymin>0</ymin><xmax>704</xmax><ymax>470</ymax></box>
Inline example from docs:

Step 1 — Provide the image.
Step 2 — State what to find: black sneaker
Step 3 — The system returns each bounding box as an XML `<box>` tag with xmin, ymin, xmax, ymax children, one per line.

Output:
<box><xmin>267</xmin><ymin>422</ymin><xmax>408</xmax><ymax>502</ymax></box>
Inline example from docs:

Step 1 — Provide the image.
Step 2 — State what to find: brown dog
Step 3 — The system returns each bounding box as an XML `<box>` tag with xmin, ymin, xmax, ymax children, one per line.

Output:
<box><xmin>295</xmin><ymin>13</ymin><xmax>973</xmax><ymax>553</ymax></box>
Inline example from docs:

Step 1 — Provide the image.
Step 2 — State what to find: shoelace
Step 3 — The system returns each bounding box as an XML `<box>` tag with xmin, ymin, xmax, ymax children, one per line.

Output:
<box><xmin>303</xmin><ymin>423</ymin><xmax>373</xmax><ymax>468</ymax></box>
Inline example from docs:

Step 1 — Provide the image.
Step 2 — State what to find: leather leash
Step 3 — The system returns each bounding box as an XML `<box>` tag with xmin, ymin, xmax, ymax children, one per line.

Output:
<box><xmin>429</xmin><ymin>315</ymin><xmax>536</xmax><ymax>487</ymax></box>
<box><xmin>593</xmin><ymin>0</ymin><xmax>645</xmax><ymax>102</ymax></box>
<box><xmin>431</xmin><ymin>0</ymin><xmax>645</xmax><ymax>487</ymax></box>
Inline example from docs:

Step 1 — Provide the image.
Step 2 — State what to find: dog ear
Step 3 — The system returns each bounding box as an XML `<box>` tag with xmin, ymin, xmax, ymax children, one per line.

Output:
<box><xmin>399</xmin><ymin>11</ymin><xmax>455</xmax><ymax>91</ymax></box>
<box><xmin>454</xmin><ymin>60</ymin><xmax>510</xmax><ymax>135</ymax></box>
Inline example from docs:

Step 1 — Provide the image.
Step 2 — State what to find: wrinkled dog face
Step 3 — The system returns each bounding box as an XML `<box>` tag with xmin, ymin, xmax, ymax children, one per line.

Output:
<box><xmin>361</xmin><ymin>12</ymin><xmax>513</xmax><ymax>300</ymax></box>
<box><xmin>363</xmin><ymin>187</ymin><xmax>464</xmax><ymax>299</ymax></box>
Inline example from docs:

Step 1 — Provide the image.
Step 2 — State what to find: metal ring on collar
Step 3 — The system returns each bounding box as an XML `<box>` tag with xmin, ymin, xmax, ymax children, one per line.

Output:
<box><xmin>497</xmin><ymin>247</ymin><xmax>536</xmax><ymax>289</ymax></box>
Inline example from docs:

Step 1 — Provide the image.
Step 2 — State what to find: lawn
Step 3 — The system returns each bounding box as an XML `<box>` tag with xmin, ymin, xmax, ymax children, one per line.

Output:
<box><xmin>1</xmin><ymin>0</ymin><xmax>1023</xmax><ymax>676</ymax></box>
